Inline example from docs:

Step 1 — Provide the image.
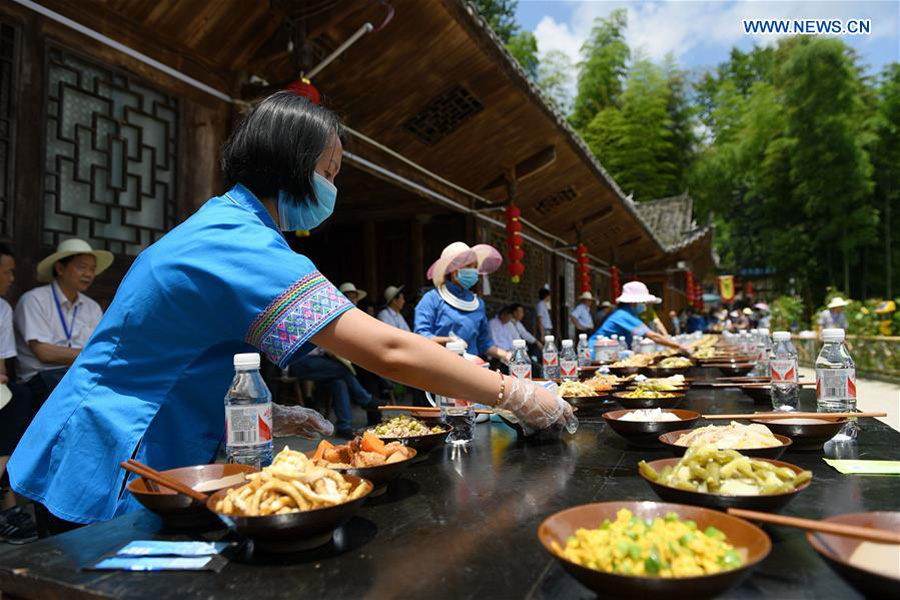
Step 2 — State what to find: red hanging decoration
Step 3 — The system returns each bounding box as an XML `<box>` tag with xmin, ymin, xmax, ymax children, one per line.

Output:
<box><xmin>576</xmin><ymin>244</ymin><xmax>591</xmax><ymax>293</ymax></box>
<box><xmin>685</xmin><ymin>271</ymin><xmax>695</xmax><ymax>306</ymax></box>
<box><xmin>505</xmin><ymin>205</ymin><xmax>525</xmax><ymax>283</ymax></box>
<box><xmin>694</xmin><ymin>281</ymin><xmax>703</xmax><ymax>310</ymax></box>
<box><xmin>610</xmin><ymin>265</ymin><xmax>621</xmax><ymax>300</ymax></box>
<box><xmin>286</xmin><ymin>77</ymin><xmax>321</xmax><ymax>104</ymax></box>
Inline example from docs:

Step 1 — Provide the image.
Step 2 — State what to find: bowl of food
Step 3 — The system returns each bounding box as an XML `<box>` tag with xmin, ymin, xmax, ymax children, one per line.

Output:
<box><xmin>128</xmin><ymin>463</ymin><xmax>258</xmax><ymax>527</ymax></box>
<box><xmin>559</xmin><ymin>379</ymin><xmax>612</xmax><ymax>413</ymax></box>
<box><xmin>715</xmin><ymin>363</ymin><xmax>756</xmax><ymax>377</ymax></box>
<box><xmin>750</xmin><ymin>416</ymin><xmax>847</xmax><ymax>450</ymax></box>
<box><xmin>538</xmin><ymin>501</ymin><xmax>771</xmax><ymax>598</ymax></box>
<box><xmin>806</xmin><ymin>511</ymin><xmax>900</xmax><ymax>598</ymax></box>
<box><xmin>613</xmin><ymin>391</ymin><xmax>685</xmax><ymax>410</ymax></box>
<box><xmin>366</xmin><ymin>415</ymin><xmax>452</xmax><ymax>456</ymax></box>
<box><xmin>659</xmin><ymin>422</ymin><xmax>792</xmax><ymax>459</ymax></box>
<box><xmin>590</xmin><ymin>373</ymin><xmax>636</xmax><ymax>392</ymax></box>
<box><xmin>639</xmin><ymin>447</ymin><xmax>812</xmax><ymax>512</ymax></box>
<box><xmin>208</xmin><ymin>446</ymin><xmax>373</xmax><ymax>552</ymax></box>
<box><xmin>628</xmin><ymin>375</ymin><xmax>689</xmax><ymax>394</ymax></box>
<box><xmin>307</xmin><ymin>433</ymin><xmax>417</xmax><ymax>497</ymax></box>
<box><xmin>603</xmin><ymin>409</ymin><xmax>700</xmax><ymax>447</ymax></box>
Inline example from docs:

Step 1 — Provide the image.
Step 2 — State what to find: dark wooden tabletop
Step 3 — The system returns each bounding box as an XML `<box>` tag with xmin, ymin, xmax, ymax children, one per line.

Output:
<box><xmin>1</xmin><ymin>384</ymin><xmax>897</xmax><ymax>600</ymax></box>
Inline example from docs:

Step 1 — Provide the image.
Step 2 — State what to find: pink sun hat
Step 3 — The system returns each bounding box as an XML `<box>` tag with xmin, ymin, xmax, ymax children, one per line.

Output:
<box><xmin>616</xmin><ymin>281</ymin><xmax>662</xmax><ymax>304</ymax></box>
<box><xmin>427</xmin><ymin>242</ymin><xmax>502</xmax><ymax>287</ymax></box>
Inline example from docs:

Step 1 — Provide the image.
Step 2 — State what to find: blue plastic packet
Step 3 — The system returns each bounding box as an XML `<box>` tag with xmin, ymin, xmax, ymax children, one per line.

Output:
<box><xmin>91</xmin><ymin>557</ymin><xmax>214</xmax><ymax>571</ymax></box>
<box><xmin>116</xmin><ymin>540</ymin><xmax>230</xmax><ymax>557</ymax></box>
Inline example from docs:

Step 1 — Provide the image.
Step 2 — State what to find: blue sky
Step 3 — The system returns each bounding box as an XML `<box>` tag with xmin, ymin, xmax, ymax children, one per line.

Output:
<box><xmin>515</xmin><ymin>0</ymin><xmax>899</xmax><ymax>87</ymax></box>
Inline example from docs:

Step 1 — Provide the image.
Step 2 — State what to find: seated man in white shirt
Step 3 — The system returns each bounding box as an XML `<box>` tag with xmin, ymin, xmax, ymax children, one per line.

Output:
<box><xmin>570</xmin><ymin>291</ymin><xmax>595</xmax><ymax>336</ymax></box>
<box><xmin>509</xmin><ymin>303</ymin><xmax>542</xmax><ymax>350</ymax></box>
<box><xmin>14</xmin><ymin>239</ymin><xmax>111</xmax><ymax>406</ymax></box>
<box><xmin>488</xmin><ymin>305</ymin><xmax>518</xmax><ymax>352</ymax></box>
<box><xmin>377</xmin><ymin>285</ymin><xmax>410</xmax><ymax>331</ymax></box>
<box><xmin>535</xmin><ymin>288</ymin><xmax>552</xmax><ymax>339</ymax></box>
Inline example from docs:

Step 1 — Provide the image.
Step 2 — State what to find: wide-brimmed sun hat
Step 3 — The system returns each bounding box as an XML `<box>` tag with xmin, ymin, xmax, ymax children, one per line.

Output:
<box><xmin>616</xmin><ymin>281</ymin><xmax>661</xmax><ymax>304</ymax></box>
<box><xmin>384</xmin><ymin>285</ymin><xmax>404</xmax><ymax>304</ymax></box>
<box><xmin>754</xmin><ymin>302</ymin><xmax>769</xmax><ymax>311</ymax></box>
<box><xmin>36</xmin><ymin>238</ymin><xmax>113</xmax><ymax>283</ymax></box>
<box><xmin>338</xmin><ymin>282</ymin><xmax>367</xmax><ymax>302</ymax></box>
<box><xmin>578</xmin><ymin>291</ymin><xmax>594</xmax><ymax>301</ymax></box>
<box><xmin>742</xmin><ymin>307</ymin><xmax>753</xmax><ymax>315</ymax></box>
<box><xmin>827</xmin><ymin>297</ymin><xmax>850</xmax><ymax>309</ymax></box>
<box><xmin>427</xmin><ymin>242</ymin><xmax>502</xmax><ymax>287</ymax></box>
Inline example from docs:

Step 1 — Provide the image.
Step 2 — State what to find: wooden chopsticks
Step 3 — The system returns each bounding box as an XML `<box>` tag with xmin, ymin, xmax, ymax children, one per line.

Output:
<box><xmin>121</xmin><ymin>459</ymin><xmax>208</xmax><ymax>502</ymax></box>
<box><xmin>727</xmin><ymin>508</ymin><xmax>900</xmax><ymax>544</ymax></box>
<box><xmin>378</xmin><ymin>405</ymin><xmax>494</xmax><ymax>415</ymax></box>
<box><xmin>702</xmin><ymin>411</ymin><xmax>886</xmax><ymax>421</ymax></box>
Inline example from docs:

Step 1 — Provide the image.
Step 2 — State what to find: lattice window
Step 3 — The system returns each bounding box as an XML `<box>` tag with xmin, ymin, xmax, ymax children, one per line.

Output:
<box><xmin>0</xmin><ymin>21</ymin><xmax>17</xmax><ymax>240</ymax></box>
<box><xmin>533</xmin><ymin>185</ymin><xmax>578</xmax><ymax>216</ymax></box>
<box><xmin>43</xmin><ymin>45</ymin><xmax>177</xmax><ymax>256</ymax></box>
<box><xmin>404</xmin><ymin>85</ymin><xmax>483</xmax><ymax>144</ymax></box>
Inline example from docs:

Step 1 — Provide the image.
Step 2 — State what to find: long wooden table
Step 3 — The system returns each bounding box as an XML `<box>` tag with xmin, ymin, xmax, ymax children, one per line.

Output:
<box><xmin>1</xmin><ymin>386</ymin><xmax>897</xmax><ymax>599</ymax></box>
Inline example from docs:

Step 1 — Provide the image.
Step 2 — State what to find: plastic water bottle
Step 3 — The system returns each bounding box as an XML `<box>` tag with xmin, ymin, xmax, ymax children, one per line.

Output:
<box><xmin>770</xmin><ymin>332</ymin><xmax>799</xmax><ymax>411</ymax></box>
<box><xmin>225</xmin><ymin>353</ymin><xmax>273</xmax><ymax>468</ymax></box>
<box><xmin>752</xmin><ymin>328</ymin><xmax>771</xmax><ymax>377</ymax></box>
<box><xmin>440</xmin><ymin>342</ymin><xmax>475</xmax><ymax>444</ymax></box>
<box><xmin>616</xmin><ymin>335</ymin><xmax>627</xmax><ymax>357</ymax></box>
<box><xmin>560</xmin><ymin>339</ymin><xmax>578</xmax><ymax>380</ymax></box>
<box><xmin>510</xmin><ymin>339</ymin><xmax>532</xmax><ymax>380</ymax></box>
<box><xmin>542</xmin><ymin>335</ymin><xmax>560</xmax><ymax>380</ymax></box>
<box><xmin>816</xmin><ymin>328</ymin><xmax>858</xmax><ymax>439</ymax></box>
<box><xmin>632</xmin><ymin>335</ymin><xmax>642</xmax><ymax>353</ymax></box>
<box><xmin>609</xmin><ymin>335</ymin><xmax>621</xmax><ymax>361</ymax></box>
<box><xmin>640</xmin><ymin>338</ymin><xmax>656</xmax><ymax>355</ymax></box>
<box><xmin>577</xmin><ymin>333</ymin><xmax>590</xmax><ymax>368</ymax></box>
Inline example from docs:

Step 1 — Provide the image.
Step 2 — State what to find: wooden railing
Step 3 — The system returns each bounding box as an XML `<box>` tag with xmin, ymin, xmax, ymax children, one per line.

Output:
<box><xmin>795</xmin><ymin>334</ymin><xmax>900</xmax><ymax>382</ymax></box>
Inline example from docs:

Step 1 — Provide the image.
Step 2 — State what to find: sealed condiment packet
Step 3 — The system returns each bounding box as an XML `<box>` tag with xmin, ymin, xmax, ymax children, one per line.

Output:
<box><xmin>116</xmin><ymin>540</ymin><xmax>231</xmax><ymax>557</ymax></box>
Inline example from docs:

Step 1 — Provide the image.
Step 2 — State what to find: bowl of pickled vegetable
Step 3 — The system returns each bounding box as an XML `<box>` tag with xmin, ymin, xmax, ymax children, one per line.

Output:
<box><xmin>538</xmin><ymin>501</ymin><xmax>771</xmax><ymax>598</ymax></box>
<box><xmin>613</xmin><ymin>391</ymin><xmax>685</xmax><ymax>410</ymax></box>
<box><xmin>639</xmin><ymin>445</ymin><xmax>812</xmax><ymax>512</ymax></box>
<box><xmin>365</xmin><ymin>415</ymin><xmax>452</xmax><ymax>456</ymax></box>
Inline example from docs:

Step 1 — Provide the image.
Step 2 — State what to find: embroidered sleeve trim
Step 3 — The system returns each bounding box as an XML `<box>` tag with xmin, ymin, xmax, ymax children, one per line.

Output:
<box><xmin>246</xmin><ymin>271</ymin><xmax>352</xmax><ymax>367</ymax></box>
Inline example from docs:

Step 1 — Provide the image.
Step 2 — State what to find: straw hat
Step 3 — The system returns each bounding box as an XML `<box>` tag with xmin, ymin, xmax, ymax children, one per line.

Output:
<box><xmin>426</xmin><ymin>242</ymin><xmax>502</xmax><ymax>287</ymax></box>
<box><xmin>36</xmin><ymin>239</ymin><xmax>113</xmax><ymax>283</ymax></box>
<box><xmin>616</xmin><ymin>281</ymin><xmax>661</xmax><ymax>304</ymax></box>
<box><xmin>578</xmin><ymin>291</ymin><xmax>594</xmax><ymax>302</ymax></box>
<box><xmin>384</xmin><ymin>285</ymin><xmax>404</xmax><ymax>304</ymax></box>
<box><xmin>338</xmin><ymin>282</ymin><xmax>367</xmax><ymax>302</ymax></box>
<box><xmin>827</xmin><ymin>297</ymin><xmax>850</xmax><ymax>309</ymax></box>
<box><xmin>742</xmin><ymin>307</ymin><xmax>753</xmax><ymax>315</ymax></box>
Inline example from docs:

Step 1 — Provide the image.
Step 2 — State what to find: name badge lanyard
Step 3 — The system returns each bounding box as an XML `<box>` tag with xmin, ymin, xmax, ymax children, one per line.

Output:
<box><xmin>51</xmin><ymin>285</ymin><xmax>78</xmax><ymax>347</ymax></box>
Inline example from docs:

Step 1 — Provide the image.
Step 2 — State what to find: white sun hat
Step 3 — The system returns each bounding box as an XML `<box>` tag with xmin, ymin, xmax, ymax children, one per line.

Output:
<box><xmin>615</xmin><ymin>281</ymin><xmax>661</xmax><ymax>304</ymax></box>
<box><xmin>578</xmin><ymin>291</ymin><xmax>594</xmax><ymax>301</ymax></box>
<box><xmin>338</xmin><ymin>282</ymin><xmax>367</xmax><ymax>302</ymax></box>
<box><xmin>827</xmin><ymin>297</ymin><xmax>850</xmax><ymax>309</ymax></box>
<box><xmin>383</xmin><ymin>285</ymin><xmax>404</xmax><ymax>304</ymax></box>
<box><xmin>36</xmin><ymin>238</ymin><xmax>114</xmax><ymax>283</ymax></box>
<box><xmin>426</xmin><ymin>241</ymin><xmax>502</xmax><ymax>287</ymax></box>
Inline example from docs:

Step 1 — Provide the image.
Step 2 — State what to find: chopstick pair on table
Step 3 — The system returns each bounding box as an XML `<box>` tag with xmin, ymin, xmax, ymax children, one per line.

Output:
<box><xmin>379</xmin><ymin>405</ymin><xmax>494</xmax><ymax>415</ymax></box>
<box><xmin>727</xmin><ymin>508</ymin><xmax>900</xmax><ymax>544</ymax></box>
<box><xmin>702</xmin><ymin>411</ymin><xmax>887</xmax><ymax>421</ymax></box>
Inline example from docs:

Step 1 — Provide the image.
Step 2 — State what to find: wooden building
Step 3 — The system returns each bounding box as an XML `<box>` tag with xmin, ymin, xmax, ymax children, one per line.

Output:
<box><xmin>0</xmin><ymin>0</ymin><xmax>713</xmax><ymax>337</ymax></box>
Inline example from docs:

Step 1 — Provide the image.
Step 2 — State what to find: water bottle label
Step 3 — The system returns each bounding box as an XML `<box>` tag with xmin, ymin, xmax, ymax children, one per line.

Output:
<box><xmin>817</xmin><ymin>368</ymin><xmax>855</xmax><ymax>400</ymax></box>
<box><xmin>770</xmin><ymin>359</ymin><xmax>797</xmax><ymax>383</ymax></box>
<box><xmin>560</xmin><ymin>360</ymin><xmax>578</xmax><ymax>378</ymax></box>
<box><xmin>226</xmin><ymin>404</ymin><xmax>272</xmax><ymax>446</ymax></box>
<box><xmin>579</xmin><ymin>349</ymin><xmax>591</xmax><ymax>365</ymax></box>
<box><xmin>543</xmin><ymin>353</ymin><xmax>558</xmax><ymax>367</ymax></box>
<box><xmin>511</xmin><ymin>363</ymin><xmax>532</xmax><ymax>380</ymax></box>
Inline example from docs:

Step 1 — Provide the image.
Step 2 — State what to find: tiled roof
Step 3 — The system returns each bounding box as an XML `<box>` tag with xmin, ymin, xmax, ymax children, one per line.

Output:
<box><xmin>634</xmin><ymin>192</ymin><xmax>713</xmax><ymax>252</ymax></box>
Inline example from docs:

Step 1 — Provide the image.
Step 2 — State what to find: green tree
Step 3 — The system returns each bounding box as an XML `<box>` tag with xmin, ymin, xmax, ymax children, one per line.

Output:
<box><xmin>570</xmin><ymin>9</ymin><xmax>629</xmax><ymax>130</ymax></box>
<box><xmin>468</xmin><ymin>0</ymin><xmax>519</xmax><ymax>43</ymax></box>
<box><xmin>871</xmin><ymin>63</ymin><xmax>900</xmax><ymax>298</ymax></box>
<box><xmin>536</xmin><ymin>49</ymin><xmax>574</xmax><ymax>114</ymax></box>
<box><xmin>506</xmin><ymin>30</ymin><xmax>539</xmax><ymax>79</ymax></box>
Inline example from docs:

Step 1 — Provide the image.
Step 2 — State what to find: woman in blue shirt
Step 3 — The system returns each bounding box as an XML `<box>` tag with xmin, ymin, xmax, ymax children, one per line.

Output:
<box><xmin>590</xmin><ymin>281</ymin><xmax>690</xmax><ymax>353</ymax></box>
<box><xmin>414</xmin><ymin>242</ymin><xmax>512</xmax><ymax>364</ymax></box>
<box><xmin>9</xmin><ymin>93</ymin><xmax>575</xmax><ymax>532</ymax></box>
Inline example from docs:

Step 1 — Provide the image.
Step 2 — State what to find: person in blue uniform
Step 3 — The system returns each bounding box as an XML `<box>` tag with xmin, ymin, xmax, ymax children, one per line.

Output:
<box><xmin>8</xmin><ymin>93</ymin><xmax>576</xmax><ymax>534</ymax></box>
<box><xmin>590</xmin><ymin>281</ymin><xmax>690</xmax><ymax>353</ymax></box>
<box><xmin>414</xmin><ymin>242</ymin><xmax>512</xmax><ymax>364</ymax></box>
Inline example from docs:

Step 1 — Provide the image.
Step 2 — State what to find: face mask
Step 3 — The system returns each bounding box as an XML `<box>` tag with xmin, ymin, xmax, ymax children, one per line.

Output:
<box><xmin>456</xmin><ymin>268</ymin><xmax>479</xmax><ymax>290</ymax></box>
<box><xmin>277</xmin><ymin>173</ymin><xmax>337</xmax><ymax>231</ymax></box>
<box><xmin>631</xmin><ymin>303</ymin><xmax>647</xmax><ymax>315</ymax></box>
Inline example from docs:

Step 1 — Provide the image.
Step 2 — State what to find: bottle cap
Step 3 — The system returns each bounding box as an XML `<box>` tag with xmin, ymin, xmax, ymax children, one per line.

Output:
<box><xmin>234</xmin><ymin>353</ymin><xmax>260</xmax><ymax>370</ymax></box>
<box><xmin>823</xmin><ymin>328</ymin><xmax>845</xmax><ymax>342</ymax></box>
<box><xmin>512</xmin><ymin>339</ymin><xmax>526</xmax><ymax>348</ymax></box>
<box><xmin>750</xmin><ymin>328</ymin><xmax>758</xmax><ymax>334</ymax></box>
<box><xmin>579</xmin><ymin>333</ymin><xmax>587</xmax><ymax>340</ymax></box>
<box><xmin>773</xmin><ymin>331</ymin><xmax>791</xmax><ymax>341</ymax></box>
<box><xmin>446</xmin><ymin>341</ymin><xmax>466</xmax><ymax>354</ymax></box>
<box><xmin>562</xmin><ymin>339</ymin><xmax>573</xmax><ymax>347</ymax></box>
<box><xmin>758</xmin><ymin>328</ymin><xmax>769</xmax><ymax>336</ymax></box>
<box><xmin>544</xmin><ymin>335</ymin><xmax>554</xmax><ymax>342</ymax></box>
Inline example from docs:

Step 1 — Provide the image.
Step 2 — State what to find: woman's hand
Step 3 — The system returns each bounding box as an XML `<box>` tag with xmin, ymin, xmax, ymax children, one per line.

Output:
<box><xmin>272</xmin><ymin>404</ymin><xmax>334</xmax><ymax>439</ymax></box>
<box><xmin>498</xmin><ymin>377</ymin><xmax>578</xmax><ymax>433</ymax></box>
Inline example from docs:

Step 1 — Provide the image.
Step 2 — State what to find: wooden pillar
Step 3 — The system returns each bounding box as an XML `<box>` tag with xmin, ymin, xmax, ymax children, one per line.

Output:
<box><xmin>550</xmin><ymin>253</ymin><xmax>559</xmax><ymax>337</ymax></box>
<box><xmin>364</xmin><ymin>221</ymin><xmax>377</xmax><ymax>299</ymax></box>
<box><xmin>410</xmin><ymin>218</ymin><xmax>424</xmax><ymax>294</ymax></box>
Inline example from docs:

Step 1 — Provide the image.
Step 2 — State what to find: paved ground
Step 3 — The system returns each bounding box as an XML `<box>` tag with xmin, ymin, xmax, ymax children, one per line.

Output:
<box><xmin>798</xmin><ymin>367</ymin><xmax>900</xmax><ymax>433</ymax></box>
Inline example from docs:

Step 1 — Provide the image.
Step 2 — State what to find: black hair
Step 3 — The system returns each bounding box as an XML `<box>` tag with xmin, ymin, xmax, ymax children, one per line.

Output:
<box><xmin>221</xmin><ymin>92</ymin><xmax>346</xmax><ymax>206</ymax></box>
<box><xmin>53</xmin><ymin>254</ymin><xmax>77</xmax><ymax>278</ymax></box>
<box><xmin>509</xmin><ymin>303</ymin><xmax>524</xmax><ymax>313</ymax></box>
<box><xmin>538</xmin><ymin>289</ymin><xmax>551</xmax><ymax>300</ymax></box>
<box><xmin>0</xmin><ymin>243</ymin><xmax>12</xmax><ymax>259</ymax></box>
<box><xmin>499</xmin><ymin>305</ymin><xmax>513</xmax><ymax>317</ymax></box>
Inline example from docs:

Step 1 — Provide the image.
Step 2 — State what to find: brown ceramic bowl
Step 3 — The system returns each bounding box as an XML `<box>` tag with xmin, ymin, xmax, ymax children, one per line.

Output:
<box><xmin>750</xmin><ymin>416</ymin><xmax>847</xmax><ymax>450</ymax></box>
<box><xmin>807</xmin><ymin>511</ymin><xmax>900</xmax><ymax>597</ymax></box>
<box><xmin>609</xmin><ymin>365</ymin><xmax>644</xmax><ymax>377</ymax></box>
<box><xmin>603</xmin><ymin>409</ymin><xmax>700</xmax><ymax>447</ymax></box>
<box><xmin>563</xmin><ymin>394</ymin><xmax>613</xmax><ymax>414</ymax></box>
<box><xmin>643</xmin><ymin>365</ymin><xmax>693</xmax><ymax>378</ymax></box>
<box><xmin>366</xmin><ymin>425</ymin><xmax>453</xmax><ymax>456</ymax></box>
<box><xmin>207</xmin><ymin>474</ymin><xmax>373</xmax><ymax>552</ymax></box>
<box><xmin>127</xmin><ymin>463</ymin><xmax>258</xmax><ymax>527</ymax></box>
<box><xmin>741</xmin><ymin>386</ymin><xmax>773</xmax><ymax>404</ymax></box>
<box><xmin>612</xmin><ymin>391</ymin><xmax>685</xmax><ymax>410</ymax></box>
<box><xmin>658</xmin><ymin>430</ymin><xmax>792</xmax><ymax>459</ymax></box>
<box><xmin>305</xmin><ymin>448</ymin><xmax>417</xmax><ymax>497</ymax></box>
<box><xmin>538</xmin><ymin>501</ymin><xmax>771</xmax><ymax>598</ymax></box>
<box><xmin>640</xmin><ymin>457</ymin><xmax>811</xmax><ymax>512</ymax></box>
<box><xmin>715</xmin><ymin>363</ymin><xmax>756</xmax><ymax>377</ymax></box>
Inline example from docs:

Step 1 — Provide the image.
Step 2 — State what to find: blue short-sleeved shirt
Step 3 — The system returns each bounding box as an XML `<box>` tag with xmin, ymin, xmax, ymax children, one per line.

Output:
<box><xmin>413</xmin><ymin>284</ymin><xmax>494</xmax><ymax>356</ymax></box>
<box><xmin>589</xmin><ymin>307</ymin><xmax>650</xmax><ymax>348</ymax></box>
<box><xmin>8</xmin><ymin>184</ymin><xmax>352</xmax><ymax>524</ymax></box>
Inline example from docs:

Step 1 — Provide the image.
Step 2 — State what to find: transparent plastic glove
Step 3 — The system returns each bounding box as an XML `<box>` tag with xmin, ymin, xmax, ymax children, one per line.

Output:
<box><xmin>499</xmin><ymin>377</ymin><xmax>578</xmax><ymax>434</ymax></box>
<box><xmin>272</xmin><ymin>404</ymin><xmax>334</xmax><ymax>439</ymax></box>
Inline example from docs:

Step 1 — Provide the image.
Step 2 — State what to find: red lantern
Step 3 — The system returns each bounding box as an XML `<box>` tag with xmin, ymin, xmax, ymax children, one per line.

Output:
<box><xmin>505</xmin><ymin>205</ymin><xmax>521</xmax><ymax>222</ymax></box>
<box><xmin>685</xmin><ymin>271</ymin><xmax>695</xmax><ymax>305</ymax></box>
<box><xmin>610</xmin><ymin>265</ymin><xmax>621</xmax><ymax>300</ymax></box>
<box><xmin>506</xmin><ymin>233</ymin><xmax>522</xmax><ymax>247</ymax></box>
<box><xmin>509</xmin><ymin>247</ymin><xmax>525</xmax><ymax>261</ymax></box>
<box><xmin>286</xmin><ymin>77</ymin><xmax>321</xmax><ymax>104</ymax></box>
<box><xmin>507</xmin><ymin>220</ymin><xmax>522</xmax><ymax>233</ymax></box>
<box><xmin>505</xmin><ymin>205</ymin><xmax>526</xmax><ymax>284</ymax></box>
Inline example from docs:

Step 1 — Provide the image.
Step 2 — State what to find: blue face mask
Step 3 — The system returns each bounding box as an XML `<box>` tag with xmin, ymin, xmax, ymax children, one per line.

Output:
<box><xmin>277</xmin><ymin>173</ymin><xmax>337</xmax><ymax>232</ymax></box>
<box><xmin>630</xmin><ymin>303</ymin><xmax>647</xmax><ymax>315</ymax></box>
<box><xmin>455</xmin><ymin>268</ymin><xmax>479</xmax><ymax>290</ymax></box>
